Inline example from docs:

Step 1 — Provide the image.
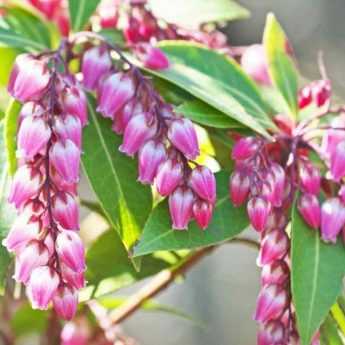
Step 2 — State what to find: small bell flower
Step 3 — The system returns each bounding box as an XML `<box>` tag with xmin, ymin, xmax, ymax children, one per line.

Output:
<box><xmin>62</xmin><ymin>85</ymin><xmax>88</xmax><ymax>127</ymax></box>
<box><xmin>52</xmin><ymin>192</ymin><xmax>79</xmax><ymax>230</ymax></box>
<box><xmin>168</xmin><ymin>187</ymin><xmax>194</xmax><ymax>230</ymax></box>
<box><xmin>261</xmin><ymin>260</ymin><xmax>289</xmax><ymax>286</ymax></box>
<box><xmin>189</xmin><ymin>166</ymin><xmax>216</xmax><ymax>203</ymax></box>
<box><xmin>299</xmin><ymin>161</ymin><xmax>321</xmax><ymax>195</ymax></box>
<box><xmin>61</xmin><ymin>263</ymin><xmax>85</xmax><ymax>289</ymax></box>
<box><xmin>168</xmin><ymin>118</ymin><xmax>199</xmax><ymax>160</ymax></box>
<box><xmin>247</xmin><ymin>197</ymin><xmax>271</xmax><ymax>232</ymax></box>
<box><xmin>257</xmin><ymin>320</ymin><xmax>285</xmax><ymax>345</ymax></box>
<box><xmin>298</xmin><ymin>193</ymin><xmax>321</xmax><ymax>229</ymax></box>
<box><xmin>193</xmin><ymin>200</ymin><xmax>213</xmax><ymax>230</ymax></box>
<box><xmin>26</xmin><ymin>266</ymin><xmax>60</xmax><ymax>310</ymax></box>
<box><xmin>53</xmin><ymin>285</ymin><xmax>78</xmax><ymax>320</ymax></box>
<box><xmin>321</xmin><ymin>197</ymin><xmax>345</xmax><ymax>243</ymax></box>
<box><xmin>55</xmin><ymin>114</ymin><xmax>82</xmax><ymax>148</ymax></box>
<box><xmin>155</xmin><ymin>159</ymin><xmax>184</xmax><ymax>196</ymax></box>
<box><xmin>229</xmin><ymin>170</ymin><xmax>250</xmax><ymax>207</ymax></box>
<box><xmin>330</xmin><ymin>141</ymin><xmax>345</xmax><ymax>182</ymax></box>
<box><xmin>232</xmin><ymin>137</ymin><xmax>258</xmax><ymax>161</ymax></box>
<box><xmin>136</xmin><ymin>43</ymin><xmax>170</xmax><ymax>70</ymax></box>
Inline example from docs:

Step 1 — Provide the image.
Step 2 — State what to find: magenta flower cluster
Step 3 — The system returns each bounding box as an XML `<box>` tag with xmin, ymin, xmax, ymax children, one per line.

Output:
<box><xmin>82</xmin><ymin>45</ymin><xmax>216</xmax><ymax>230</ymax></box>
<box><xmin>3</xmin><ymin>53</ymin><xmax>87</xmax><ymax>320</ymax></box>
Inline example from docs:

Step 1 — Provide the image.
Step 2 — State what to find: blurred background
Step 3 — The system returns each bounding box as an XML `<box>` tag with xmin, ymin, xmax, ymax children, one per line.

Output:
<box><xmin>107</xmin><ymin>1</ymin><xmax>344</xmax><ymax>344</ymax></box>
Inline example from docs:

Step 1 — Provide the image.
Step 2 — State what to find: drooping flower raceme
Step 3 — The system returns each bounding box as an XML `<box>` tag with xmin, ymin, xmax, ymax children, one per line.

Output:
<box><xmin>82</xmin><ymin>44</ymin><xmax>216</xmax><ymax>230</ymax></box>
<box><xmin>3</xmin><ymin>53</ymin><xmax>87</xmax><ymax>319</ymax></box>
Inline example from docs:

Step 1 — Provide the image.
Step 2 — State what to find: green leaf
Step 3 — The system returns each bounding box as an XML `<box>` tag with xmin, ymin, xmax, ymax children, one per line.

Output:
<box><xmin>0</xmin><ymin>47</ymin><xmax>18</xmax><ymax>86</ymax></box>
<box><xmin>86</xmin><ymin>230</ymin><xmax>169</xmax><ymax>296</ymax></box>
<box><xmin>177</xmin><ymin>100</ymin><xmax>243</xmax><ymax>129</ymax></box>
<box><xmin>147</xmin><ymin>41</ymin><xmax>274</xmax><ymax>138</ymax></box>
<box><xmin>291</xmin><ymin>204</ymin><xmax>345</xmax><ymax>345</ymax></box>
<box><xmin>0</xmin><ymin>5</ymin><xmax>52</xmax><ymax>51</ymax></box>
<box><xmin>320</xmin><ymin>315</ymin><xmax>344</xmax><ymax>345</ymax></box>
<box><xmin>148</xmin><ymin>0</ymin><xmax>249</xmax><ymax>29</ymax></box>
<box><xmin>3</xmin><ymin>98</ymin><xmax>21</xmax><ymax>176</ymax></box>
<box><xmin>263</xmin><ymin>13</ymin><xmax>299</xmax><ymax>118</ymax></box>
<box><xmin>98</xmin><ymin>28</ymin><xmax>124</xmax><ymax>46</ymax></box>
<box><xmin>82</xmin><ymin>96</ymin><xmax>153</xmax><ymax>250</ymax></box>
<box><xmin>134</xmin><ymin>171</ymin><xmax>248</xmax><ymax>256</ymax></box>
<box><xmin>68</xmin><ymin>0</ymin><xmax>100</xmax><ymax>32</ymax></box>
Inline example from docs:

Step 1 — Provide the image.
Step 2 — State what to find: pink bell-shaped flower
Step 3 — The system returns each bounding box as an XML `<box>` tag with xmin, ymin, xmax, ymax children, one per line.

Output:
<box><xmin>56</xmin><ymin>230</ymin><xmax>85</xmax><ymax>273</ymax></box>
<box><xmin>168</xmin><ymin>118</ymin><xmax>199</xmax><ymax>160</ymax></box>
<box><xmin>55</xmin><ymin>114</ymin><xmax>82</xmax><ymax>148</ymax></box>
<box><xmin>137</xmin><ymin>43</ymin><xmax>170</xmax><ymax>70</ymax></box>
<box><xmin>138</xmin><ymin>140</ymin><xmax>167</xmax><ymax>184</ymax></box>
<box><xmin>298</xmin><ymin>193</ymin><xmax>321</xmax><ymax>229</ymax></box>
<box><xmin>61</xmin><ymin>321</ymin><xmax>88</xmax><ymax>345</ymax></box>
<box><xmin>299</xmin><ymin>161</ymin><xmax>321</xmax><ymax>195</ymax></box>
<box><xmin>53</xmin><ymin>285</ymin><xmax>78</xmax><ymax>320</ymax></box>
<box><xmin>52</xmin><ymin>192</ymin><xmax>79</xmax><ymax>230</ymax></box>
<box><xmin>321</xmin><ymin>197</ymin><xmax>345</xmax><ymax>243</ymax></box>
<box><xmin>61</xmin><ymin>263</ymin><xmax>85</xmax><ymax>289</ymax></box>
<box><xmin>17</xmin><ymin>116</ymin><xmax>51</xmax><ymax>160</ymax></box>
<box><xmin>169</xmin><ymin>187</ymin><xmax>194</xmax><ymax>230</ymax></box>
<box><xmin>247</xmin><ymin>197</ymin><xmax>271</xmax><ymax>232</ymax></box>
<box><xmin>27</xmin><ymin>266</ymin><xmax>60</xmax><ymax>310</ymax></box>
<box><xmin>232</xmin><ymin>137</ymin><xmax>258</xmax><ymax>161</ymax></box>
<box><xmin>192</xmin><ymin>200</ymin><xmax>213</xmax><ymax>230</ymax></box>
<box><xmin>50</xmin><ymin>139</ymin><xmax>80</xmax><ymax>184</ymax></box>
<box><xmin>62</xmin><ymin>85</ymin><xmax>88</xmax><ymax>127</ymax></box>
<box><xmin>330</xmin><ymin>141</ymin><xmax>345</xmax><ymax>182</ymax></box>
<box><xmin>257</xmin><ymin>228</ymin><xmax>289</xmax><ymax>267</ymax></box>
<box><xmin>257</xmin><ymin>320</ymin><xmax>285</xmax><ymax>345</ymax></box>
<box><xmin>119</xmin><ymin>113</ymin><xmax>157</xmax><ymax>157</ymax></box>
<box><xmin>229</xmin><ymin>170</ymin><xmax>250</xmax><ymax>207</ymax></box>
<box><xmin>254</xmin><ymin>284</ymin><xmax>288</xmax><ymax>323</ymax></box>
<box><xmin>189</xmin><ymin>166</ymin><xmax>216</xmax><ymax>203</ymax></box>
<box><xmin>261</xmin><ymin>260</ymin><xmax>289</xmax><ymax>286</ymax></box>
<box><xmin>8</xmin><ymin>54</ymin><xmax>50</xmax><ymax>102</ymax></box>
<box><xmin>97</xmin><ymin>73</ymin><xmax>135</xmax><ymax>119</ymax></box>
<box><xmin>82</xmin><ymin>46</ymin><xmax>112</xmax><ymax>90</ymax></box>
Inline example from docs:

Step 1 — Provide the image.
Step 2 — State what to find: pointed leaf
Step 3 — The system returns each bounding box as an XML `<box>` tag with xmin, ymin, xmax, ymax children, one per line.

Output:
<box><xmin>147</xmin><ymin>41</ymin><xmax>274</xmax><ymax>137</ymax></box>
<box><xmin>133</xmin><ymin>171</ymin><xmax>248</xmax><ymax>256</ymax></box>
<box><xmin>263</xmin><ymin>13</ymin><xmax>299</xmax><ymax>118</ymax></box>
<box><xmin>68</xmin><ymin>0</ymin><xmax>101</xmax><ymax>31</ymax></box>
<box><xmin>82</xmin><ymin>97</ymin><xmax>153</xmax><ymax>250</ymax></box>
<box><xmin>291</xmin><ymin>204</ymin><xmax>345</xmax><ymax>345</ymax></box>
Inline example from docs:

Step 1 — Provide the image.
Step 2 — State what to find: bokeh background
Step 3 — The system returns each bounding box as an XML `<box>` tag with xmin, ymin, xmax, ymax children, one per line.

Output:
<box><xmin>110</xmin><ymin>1</ymin><xmax>345</xmax><ymax>344</ymax></box>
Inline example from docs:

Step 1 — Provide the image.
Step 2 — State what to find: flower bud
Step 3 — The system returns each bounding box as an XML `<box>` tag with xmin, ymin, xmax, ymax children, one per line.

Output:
<box><xmin>138</xmin><ymin>140</ymin><xmax>167</xmax><ymax>184</ymax></box>
<box><xmin>82</xmin><ymin>46</ymin><xmax>112</xmax><ymax>90</ymax></box>
<box><xmin>241</xmin><ymin>44</ymin><xmax>271</xmax><ymax>86</ymax></box>
<box><xmin>189</xmin><ymin>166</ymin><xmax>216</xmax><ymax>203</ymax></box>
<box><xmin>20</xmin><ymin>101</ymin><xmax>45</xmax><ymax>118</ymax></box>
<box><xmin>247</xmin><ymin>197</ymin><xmax>271</xmax><ymax>232</ymax></box>
<box><xmin>61</xmin><ymin>321</ymin><xmax>88</xmax><ymax>345</ymax></box>
<box><xmin>269</xmin><ymin>163</ymin><xmax>285</xmax><ymax>207</ymax></box>
<box><xmin>97</xmin><ymin>73</ymin><xmax>135</xmax><ymax>119</ymax></box>
<box><xmin>52</xmin><ymin>192</ymin><xmax>79</xmax><ymax>230</ymax></box>
<box><xmin>321</xmin><ymin>197</ymin><xmax>345</xmax><ymax>243</ymax></box>
<box><xmin>55</xmin><ymin>114</ymin><xmax>82</xmax><ymax>148</ymax></box>
<box><xmin>254</xmin><ymin>284</ymin><xmax>288</xmax><ymax>323</ymax></box>
<box><xmin>137</xmin><ymin>43</ymin><xmax>169</xmax><ymax>70</ymax></box>
<box><xmin>261</xmin><ymin>260</ymin><xmax>289</xmax><ymax>286</ymax></box>
<box><xmin>8</xmin><ymin>165</ymin><xmax>42</xmax><ymax>209</ymax></box>
<box><xmin>312</xmin><ymin>79</ymin><xmax>331</xmax><ymax>108</ymax></box>
<box><xmin>232</xmin><ymin>137</ymin><xmax>258</xmax><ymax>161</ymax></box>
<box><xmin>17</xmin><ymin>116</ymin><xmax>51</xmax><ymax>159</ymax></box>
<box><xmin>61</xmin><ymin>263</ymin><xmax>85</xmax><ymax>289</ymax></box>
<box><xmin>56</xmin><ymin>230</ymin><xmax>85</xmax><ymax>273</ymax></box>
<box><xmin>168</xmin><ymin>118</ymin><xmax>199</xmax><ymax>160</ymax></box>
<box><xmin>299</xmin><ymin>161</ymin><xmax>321</xmax><ymax>195</ymax></box>
<box><xmin>298</xmin><ymin>193</ymin><xmax>321</xmax><ymax>229</ymax></box>
<box><xmin>257</xmin><ymin>228</ymin><xmax>289</xmax><ymax>267</ymax></box>
<box><xmin>112</xmin><ymin>101</ymin><xmax>141</xmax><ymax>135</ymax></box>
<box><xmin>27</xmin><ymin>266</ymin><xmax>59</xmax><ymax>310</ymax></box>
<box><xmin>169</xmin><ymin>187</ymin><xmax>194</xmax><ymax>230</ymax></box>
<box><xmin>193</xmin><ymin>200</ymin><xmax>213</xmax><ymax>230</ymax></box>
<box><xmin>298</xmin><ymin>86</ymin><xmax>312</xmax><ymax>109</ymax></box>
<box><xmin>229</xmin><ymin>170</ymin><xmax>250</xmax><ymax>207</ymax></box>
<box><xmin>155</xmin><ymin>159</ymin><xmax>183</xmax><ymax>196</ymax></box>
<box><xmin>53</xmin><ymin>285</ymin><xmax>78</xmax><ymax>320</ymax></box>
<box><xmin>119</xmin><ymin>113</ymin><xmax>157</xmax><ymax>157</ymax></box>
<box><xmin>62</xmin><ymin>85</ymin><xmax>88</xmax><ymax>127</ymax></box>
<box><xmin>14</xmin><ymin>241</ymin><xmax>49</xmax><ymax>283</ymax></box>
<box><xmin>257</xmin><ymin>320</ymin><xmax>285</xmax><ymax>345</ymax></box>
<box><xmin>330</xmin><ymin>141</ymin><xmax>345</xmax><ymax>182</ymax></box>
<box><xmin>8</xmin><ymin>54</ymin><xmax>50</xmax><ymax>102</ymax></box>
<box><xmin>321</xmin><ymin>114</ymin><xmax>345</xmax><ymax>157</ymax></box>
<box><xmin>50</xmin><ymin>139</ymin><xmax>80</xmax><ymax>184</ymax></box>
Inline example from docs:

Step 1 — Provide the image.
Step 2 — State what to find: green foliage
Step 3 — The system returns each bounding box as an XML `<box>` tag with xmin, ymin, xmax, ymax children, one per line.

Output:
<box><xmin>86</xmin><ymin>230</ymin><xmax>170</xmax><ymax>296</ymax></box>
<box><xmin>320</xmin><ymin>315</ymin><xmax>344</xmax><ymax>345</ymax></box>
<box><xmin>134</xmin><ymin>171</ymin><xmax>248</xmax><ymax>256</ymax></box>
<box><xmin>263</xmin><ymin>13</ymin><xmax>299</xmax><ymax>119</ymax></box>
<box><xmin>82</xmin><ymin>97</ymin><xmax>153</xmax><ymax>251</ymax></box>
<box><xmin>0</xmin><ymin>4</ymin><xmax>52</xmax><ymax>51</ymax></box>
<box><xmin>148</xmin><ymin>0</ymin><xmax>249</xmax><ymax>29</ymax></box>
<box><xmin>0</xmin><ymin>47</ymin><xmax>18</xmax><ymax>86</ymax></box>
<box><xmin>149</xmin><ymin>41</ymin><xmax>274</xmax><ymax>138</ymax></box>
<box><xmin>291</xmin><ymin>205</ymin><xmax>345</xmax><ymax>345</ymax></box>
<box><xmin>68</xmin><ymin>0</ymin><xmax>101</xmax><ymax>32</ymax></box>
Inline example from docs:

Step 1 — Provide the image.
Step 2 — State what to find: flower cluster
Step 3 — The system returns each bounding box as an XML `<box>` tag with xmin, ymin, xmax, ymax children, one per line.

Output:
<box><xmin>82</xmin><ymin>44</ymin><xmax>216</xmax><ymax>230</ymax></box>
<box><xmin>3</xmin><ymin>52</ymin><xmax>87</xmax><ymax>319</ymax></box>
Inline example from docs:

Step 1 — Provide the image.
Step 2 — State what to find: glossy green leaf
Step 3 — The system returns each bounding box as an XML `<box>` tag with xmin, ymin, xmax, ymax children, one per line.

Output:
<box><xmin>148</xmin><ymin>0</ymin><xmax>249</xmax><ymax>29</ymax></box>
<box><xmin>3</xmin><ymin>98</ymin><xmax>21</xmax><ymax>176</ymax></box>
<box><xmin>86</xmin><ymin>230</ymin><xmax>169</xmax><ymax>296</ymax></box>
<box><xmin>134</xmin><ymin>171</ymin><xmax>248</xmax><ymax>256</ymax></box>
<box><xmin>320</xmin><ymin>315</ymin><xmax>343</xmax><ymax>345</ymax></box>
<box><xmin>68</xmin><ymin>0</ymin><xmax>100</xmax><ymax>31</ymax></box>
<box><xmin>291</xmin><ymin>205</ymin><xmax>345</xmax><ymax>345</ymax></box>
<box><xmin>148</xmin><ymin>41</ymin><xmax>274</xmax><ymax>138</ymax></box>
<box><xmin>263</xmin><ymin>13</ymin><xmax>299</xmax><ymax>118</ymax></box>
<box><xmin>0</xmin><ymin>5</ymin><xmax>52</xmax><ymax>51</ymax></box>
<box><xmin>177</xmin><ymin>100</ymin><xmax>242</xmax><ymax>129</ymax></box>
<box><xmin>82</xmin><ymin>97</ymin><xmax>153</xmax><ymax>250</ymax></box>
